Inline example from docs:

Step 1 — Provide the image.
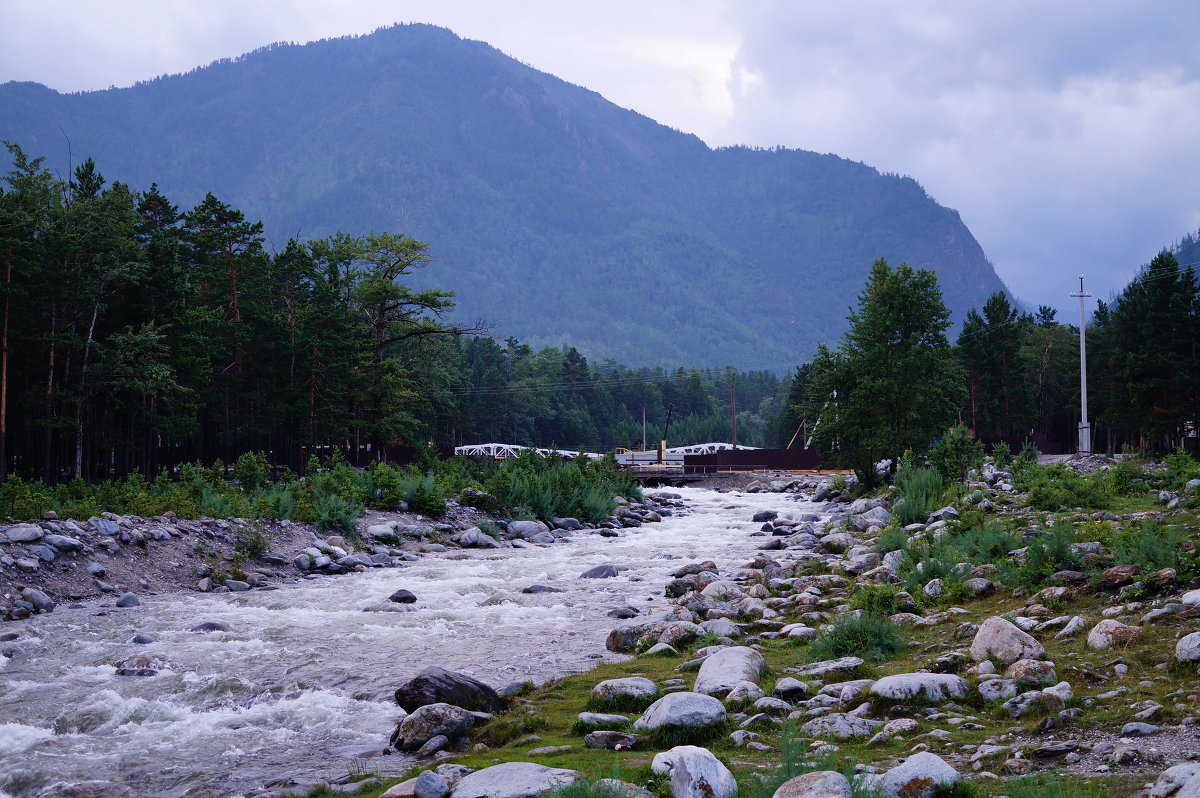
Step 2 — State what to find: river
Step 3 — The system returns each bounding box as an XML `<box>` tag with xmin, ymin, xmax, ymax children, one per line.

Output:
<box><xmin>0</xmin><ymin>486</ymin><xmax>826</xmax><ymax>797</ymax></box>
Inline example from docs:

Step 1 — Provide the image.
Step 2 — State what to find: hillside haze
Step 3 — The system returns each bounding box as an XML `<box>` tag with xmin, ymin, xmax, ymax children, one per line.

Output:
<box><xmin>0</xmin><ymin>23</ymin><xmax>1008</xmax><ymax>366</ymax></box>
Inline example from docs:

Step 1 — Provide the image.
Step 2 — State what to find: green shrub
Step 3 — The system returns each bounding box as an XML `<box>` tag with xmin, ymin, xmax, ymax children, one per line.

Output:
<box><xmin>232</xmin><ymin>451</ymin><xmax>270</xmax><ymax>492</ymax></box>
<box><xmin>990</xmin><ymin>441</ymin><xmax>1013</xmax><ymax>470</ymax></box>
<box><xmin>805</xmin><ymin>614</ymin><xmax>906</xmax><ymax>663</ymax></box>
<box><xmin>0</xmin><ymin>474</ymin><xmax>52</xmax><ymax>520</ymax></box>
<box><xmin>874</xmin><ymin>527</ymin><xmax>909</xmax><ymax>554</ymax></box>
<box><xmin>1015</xmin><ymin>440</ymin><xmax>1040</xmax><ymax>473</ymax></box>
<box><xmin>929</xmin><ymin>425</ymin><xmax>985</xmax><ymax>483</ymax></box>
<box><xmin>1111</xmin><ymin>519</ymin><xmax>1200</xmax><ymax>582</ymax></box>
<box><xmin>850</xmin><ymin>584</ymin><xmax>901</xmax><ymax>618</ymax></box>
<box><xmin>313</xmin><ymin>492</ymin><xmax>362</xmax><ymax>536</ymax></box>
<box><xmin>1021</xmin><ymin>463</ymin><xmax>1105</xmax><ymax>510</ymax></box>
<box><xmin>893</xmin><ymin>463</ymin><xmax>943</xmax><ymax>525</ymax></box>
<box><xmin>1164</xmin><ymin>447</ymin><xmax>1200</xmax><ymax>491</ymax></box>
<box><xmin>1000</xmin><ymin>520</ymin><xmax>1082</xmax><ymax>589</ymax></box>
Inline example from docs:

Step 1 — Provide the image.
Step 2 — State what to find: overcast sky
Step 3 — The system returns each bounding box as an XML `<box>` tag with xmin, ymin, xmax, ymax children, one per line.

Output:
<box><xmin>3</xmin><ymin>1</ymin><xmax>1199</xmax><ymax>316</ymax></box>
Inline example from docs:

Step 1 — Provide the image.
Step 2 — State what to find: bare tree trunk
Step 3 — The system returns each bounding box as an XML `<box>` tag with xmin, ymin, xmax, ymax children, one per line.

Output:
<box><xmin>74</xmin><ymin>284</ymin><xmax>104</xmax><ymax>477</ymax></box>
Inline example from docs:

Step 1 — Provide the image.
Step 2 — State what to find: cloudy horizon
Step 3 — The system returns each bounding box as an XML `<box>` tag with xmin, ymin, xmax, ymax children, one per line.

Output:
<box><xmin>3</xmin><ymin>0</ymin><xmax>1199</xmax><ymax>318</ymax></box>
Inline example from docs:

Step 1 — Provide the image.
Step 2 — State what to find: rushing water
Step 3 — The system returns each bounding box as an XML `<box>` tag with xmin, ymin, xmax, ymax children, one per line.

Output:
<box><xmin>0</xmin><ymin>487</ymin><xmax>826</xmax><ymax>797</ymax></box>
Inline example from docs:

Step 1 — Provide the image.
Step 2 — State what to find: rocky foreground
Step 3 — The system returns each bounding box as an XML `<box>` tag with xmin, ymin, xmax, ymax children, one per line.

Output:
<box><xmin>317</xmin><ymin>462</ymin><xmax>1200</xmax><ymax>798</ymax></box>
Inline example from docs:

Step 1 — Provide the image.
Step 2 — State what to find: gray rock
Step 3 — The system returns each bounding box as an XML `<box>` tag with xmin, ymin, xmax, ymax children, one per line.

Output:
<box><xmin>650</xmin><ymin>745</ymin><xmax>737</xmax><ymax>798</ymax></box>
<box><xmin>977</xmin><ymin>679</ymin><xmax>1018</xmax><ymax>702</ymax></box>
<box><xmin>115</xmin><ymin>593</ymin><xmax>140</xmax><ymax>607</ymax></box>
<box><xmin>800</xmin><ymin>712</ymin><xmax>883</xmax><ymax>739</ymax></box>
<box><xmin>772</xmin><ymin>677</ymin><xmax>810</xmax><ymax>701</ymax></box>
<box><xmin>390</xmin><ymin>589</ymin><xmax>418</xmax><ymax>604</ymax></box>
<box><xmin>584</xmin><ymin>731</ymin><xmax>639</xmax><ymax>750</ymax></box>
<box><xmin>790</xmin><ymin>657</ymin><xmax>864</xmax><ymax>678</ymax></box>
<box><xmin>44</xmin><ymin>534</ymin><xmax>84</xmax><ymax>552</ymax></box>
<box><xmin>20</xmin><ymin>587</ymin><xmax>54</xmax><ymax>613</ymax></box>
<box><xmin>878</xmin><ymin>752</ymin><xmax>959</xmax><ymax>798</ymax></box>
<box><xmin>128</xmin><ymin>633</ymin><xmax>157</xmax><ymax>644</ymax></box>
<box><xmin>457</xmin><ymin>527</ymin><xmax>501</xmax><ymax>548</ymax></box>
<box><xmin>1176</xmin><ymin>631</ymin><xmax>1200</xmax><ymax>662</ymax></box>
<box><xmin>632</xmin><ymin>692</ymin><xmax>726</xmax><ymax>731</ymax></box>
<box><xmin>576</xmin><ymin>712</ymin><xmax>631</xmax><ymax>728</ymax></box>
<box><xmin>593</xmin><ymin>677</ymin><xmax>658</xmax><ymax>702</ymax></box>
<box><xmin>1147</xmin><ymin>764</ymin><xmax>1200</xmax><ymax>798</ymax></box>
<box><xmin>581</xmin><ymin>564</ymin><xmax>619</xmax><ymax>579</ymax></box>
<box><xmin>225</xmin><ymin>580</ymin><xmax>250</xmax><ymax>592</ymax></box>
<box><xmin>507</xmin><ymin>520</ymin><xmax>551</xmax><ymax>540</ymax></box>
<box><xmin>772</xmin><ymin>771</ymin><xmax>853</xmax><ymax>798</ymax></box>
<box><xmin>449</xmin><ymin>762</ymin><xmax>580</xmax><ymax>798</ymax></box>
<box><xmin>394</xmin><ymin>667</ymin><xmax>503</xmax><ymax>713</ymax></box>
<box><xmin>415</xmin><ymin>770</ymin><xmax>451</xmax><ymax>798</ymax></box>
<box><xmin>851</xmin><ymin>506</ymin><xmax>891</xmax><ymax>531</ymax></box>
<box><xmin>869</xmin><ymin>673</ymin><xmax>969</xmax><ymax>702</ymax></box>
<box><xmin>1004</xmin><ymin>658</ymin><xmax>1057</xmax><ymax>688</ymax></box>
<box><xmin>5</xmin><ymin>524</ymin><xmax>43</xmax><ymax>542</ymax></box>
<box><xmin>1002</xmin><ymin>690</ymin><xmax>1064</xmax><ymax>718</ymax></box>
<box><xmin>1087</xmin><ymin>619</ymin><xmax>1143</xmax><ymax>650</ymax></box>
<box><xmin>190</xmin><ymin>621</ymin><xmax>229</xmax><ymax>633</ymax></box>
<box><xmin>392</xmin><ymin>703</ymin><xmax>476</xmax><ymax>750</ymax></box>
<box><xmin>693</xmin><ymin>646</ymin><xmax>765</xmax><ymax>697</ymax></box>
<box><xmin>1121</xmin><ymin>722</ymin><xmax>1159</xmax><ymax>736</ymax></box>
<box><xmin>970</xmin><ymin>616</ymin><xmax>1045</xmax><ymax>664</ymax></box>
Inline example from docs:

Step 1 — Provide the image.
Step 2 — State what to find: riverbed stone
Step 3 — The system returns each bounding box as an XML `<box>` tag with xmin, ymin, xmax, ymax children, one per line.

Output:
<box><xmin>772</xmin><ymin>771</ymin><xmax>853</xmax><ymax>798</ymax></box>
<box><xmin>581</xmin><ymin>564</ymin><xmax>619</xmax><ymax>579</ymax></box>
<box><xmin>115</xmin><ymin>593</ymin><xmax>140</xmax><ymax>607</ymax></box>
<box><xmin>800</xmin><ymin>713</ymin><xmax>883</xmax><ymax>739</ymax></box>
<box><xmin>393</xmin><ymin>703</ymin><xmax>476</xmax><ymax>750</ymax></box>
<box><xmin>5</xmin><ymin>524</ymin><xmax>43</xmax><ymax>543</ymax></box>
<box><xmin>394</xmin><ymin>667</ymin><xmax>503</xmax><ymax>713</ymax></box>
<box><xmin>449</xmin><ymin>762</ymin><xmax>580</xmax><ymax>798</ymax></box>
<box><xmin>632</xmin><ymin>692</ymin><xmax>726</xmax><ymax>732</ymax></box>
<box><xmin>1087</xmin><ymin>619</ymin><xmax>1143</xmax><ymax>650</ymax></box>
<box><xmin>970</xmin><ymin>617</ymin><xmax>1045</xmax><ymax>664</ymax></box>
<box><xmin>44</xmin><ymin>534</ymin><xmax>84</xmax><ymax>552</ymax></box>
<box><xmin>20</xmin><ymin>587</ymin><xmax>54</xmax><ymax>613</ymax></box>
<box><xmin>651</xmin><ymin>745</ymin><xmax>737</xmax><ymax>798</ymax></box>
<box><xmin>389</xmin><ymin>589</ymin><xmax>418</xmax><ymax>604</ymax></box>
<box><xmin>877</xmin><ymin>752</ymin><xmax>959</xmax><ymax>798</ymax></box>
<box><xmin>507</xmin><ymin>521</ymin><xmax>551</xmax><ymax>540</ymax></box>
<box><xmin>1176</xmin><ymin>632</ymin><xmax>1200</xmax><ymax>662</ymax></box>
<box><xmin>414</xmin><ymin>771</ymin><xmax>451</xmax><ymax>798</ymax></box>
<box><xmin>593</xmin><ymin>677</ymin><xmax>658</xmax><ymax>702</ymax></box>
<box><xmin>869</xmin><ymin>673</ymin><xmax>969</xmax><ymax>703</ymax></box>
<box><xmin>693</xmin><ymin>646</ymin><xmax>765</xmax><ymax>697</ymax></box>
<box><xmin>457</xmin><ymin>527</ymin><xmax>501</xmax><ymax>548</ymax></box>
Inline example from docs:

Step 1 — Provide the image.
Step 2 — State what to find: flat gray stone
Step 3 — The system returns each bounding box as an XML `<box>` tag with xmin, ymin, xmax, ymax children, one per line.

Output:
<box><xmin>449</xmin><ymin>762</ymin><xmax>580</xmax><ymax>798</ymax></box>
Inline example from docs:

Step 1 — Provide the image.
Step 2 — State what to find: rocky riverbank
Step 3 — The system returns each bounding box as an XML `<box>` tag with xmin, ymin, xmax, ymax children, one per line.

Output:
<box><xmin>334</xmin><ymin>457</ymin><xmax>1200</xmax><ymax>798</ymax></box>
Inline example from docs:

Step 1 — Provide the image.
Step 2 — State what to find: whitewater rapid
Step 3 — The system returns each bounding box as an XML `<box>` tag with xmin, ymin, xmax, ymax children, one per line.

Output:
<box><xmin>0</xmin><ymin>486</ymin><xmax>824</xmax><ymax>797</ymax></box>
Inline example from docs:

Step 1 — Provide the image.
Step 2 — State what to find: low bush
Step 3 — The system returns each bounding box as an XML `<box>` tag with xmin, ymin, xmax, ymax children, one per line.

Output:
<box><xmin>804</xmin><ymin>614</ymin><xmax>906</xmax><ymax>663</ymax></box>
<box><xmin>893</xmin><ymin>459</ymin><xmax>943</xmax><ymax>526</ymax></box>
<box><xmin>929</xmin><ymin>425</ymin><xmax>985</xmax><ymax>482</ymax></box>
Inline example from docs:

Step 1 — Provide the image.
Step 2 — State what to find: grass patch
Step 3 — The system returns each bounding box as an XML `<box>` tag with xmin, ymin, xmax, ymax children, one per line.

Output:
<box><xmin>476</xmin><ymin>714</ymin><xmax>551</xmax><ymax>746</ymax></box>
<box><xmin>803</xmin><ymin>615</ymin><xmax>907</xmax><ymax>663</ymax></box>
<box><xmin>583</xmin><ymin>693</ymin><xmax>658</xmax><ymax>715</ymax></box>
<box><xmin>644</xmin><ymin>718</ymin><xmax>732</xmax><ymax>748</ymax></box>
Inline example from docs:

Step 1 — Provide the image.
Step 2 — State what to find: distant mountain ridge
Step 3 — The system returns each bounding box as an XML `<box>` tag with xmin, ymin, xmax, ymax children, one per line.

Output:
<box><xmin>0</xmin><ymin>23</ymin><xmax>1008</xmax><ymax>366</ymax></box>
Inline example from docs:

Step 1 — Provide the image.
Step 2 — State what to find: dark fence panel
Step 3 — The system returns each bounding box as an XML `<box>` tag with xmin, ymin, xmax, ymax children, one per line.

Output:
<box><xmin>684</xmin><ymin>448</ymin><xmax>823</xmax><ymax>473</ymax></box>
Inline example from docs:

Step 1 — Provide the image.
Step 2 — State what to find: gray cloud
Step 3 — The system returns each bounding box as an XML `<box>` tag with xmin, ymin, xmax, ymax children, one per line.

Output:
<box><xmin>3</xmin><ymin>1</ymin><xmax>1199</xmax><ymax>315</ymax></box>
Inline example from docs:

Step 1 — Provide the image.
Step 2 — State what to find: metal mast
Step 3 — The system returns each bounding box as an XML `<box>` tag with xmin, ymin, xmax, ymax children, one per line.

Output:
<box><xmin>1070</xmin><ymin>275</ymin><xmax>1092</xmax><ymax>454</ymax></box>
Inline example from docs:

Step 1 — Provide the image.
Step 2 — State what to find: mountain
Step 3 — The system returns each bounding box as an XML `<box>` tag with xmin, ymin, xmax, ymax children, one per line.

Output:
<box><xmin>0</xmin><ymin>23</ymin><xmax>1008</xmax><ymax>367</ymax></box>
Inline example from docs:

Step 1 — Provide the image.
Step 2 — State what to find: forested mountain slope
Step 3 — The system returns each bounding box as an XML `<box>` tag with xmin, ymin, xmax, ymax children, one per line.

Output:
<box><xmin>0</xmin><ymin>23</ymin><xmax>1008</xmax><ymax>366</ymax></box>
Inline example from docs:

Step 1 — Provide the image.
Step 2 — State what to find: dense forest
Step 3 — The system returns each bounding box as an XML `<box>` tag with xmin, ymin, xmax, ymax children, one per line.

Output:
<box><xmin>0</xmin><ymin>146</ymin><xmax>788</xmax><ymax>482</ymax></box>
<box><xmin>0</xmin><ymin>22</ymin><xmax>1008</xmax><ymax>367</ymax></box>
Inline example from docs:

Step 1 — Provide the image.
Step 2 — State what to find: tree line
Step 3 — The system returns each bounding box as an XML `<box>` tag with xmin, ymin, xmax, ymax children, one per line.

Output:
<box><xmin>787</xmin><ymin>247</ymin><xmax>1200</xmax><ymax>485</ymax></box>
<box><xmin>0</xmin><ymin>145</ymin><xmax>787</xmax><ymax>482</ymax></box>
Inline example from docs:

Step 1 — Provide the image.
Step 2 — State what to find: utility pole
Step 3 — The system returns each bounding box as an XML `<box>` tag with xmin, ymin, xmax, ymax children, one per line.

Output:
<box><xmin>641</xmin><ymin>407</ymin><xmax>646</xmax><ymax>453</ymax></box>
<box><xmin>1071</xmin><ymin>275</ymin><xmax>1092</xmax><ymax>454</ymax></box>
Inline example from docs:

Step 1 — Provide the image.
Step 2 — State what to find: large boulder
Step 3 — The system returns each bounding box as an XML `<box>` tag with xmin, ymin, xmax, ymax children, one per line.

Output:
<box><xmin>392</xmin><ymin>703</ymin><xmax>476</xmax><ymax>750</ymax></box>
<box><xmin>970</xmin><ymin>617</ymin><xmax>1045</xmax><ymax>664</ymax></box>
<box><xmin>1087</xmin><ymin>619</ymin><xmax>1143</xmax><ymax>650</ymax></box>
<box><xmin>632</xmin><ymin>692</ymin><xmax>726</xmax><ymax>732</ymax></box>
<box><xmin>650</xmin><ymin>745</ymin><xmax>737</xmax><ymax>798</ymax></box>
<box><xmin>1146</xmin><ymin>764</ymin><xmax>1200</xmax><ymax>798</ymax></box>
<box><xmin>457</xmin><ymin>527</ymin><xmax>501</xmax><ymax>548</ymax></box>
<box><xmin>5</xmin><ymin>524</ymin><xmax>43</xmax><ymax>542</ymax></box>
<box><xmin>877</xmin><ymin>752</ymin><xmax>959</xmax><ymax>798</ymax></box>
<box><xmin>394</xmin><ymin>668</ymin><xmax>504</xmax><ymax>713</ymax></box>
<box><xmin>869</xmin><ymin>673</ymin><xmax>969</xmax><ymax>703</ymax></box>
<box><xmin>693</xmin><ymin>646</ymin><xmax>765</xmax><ymax>697</ymax></box>
<box><xmin>449</xmin><ymin>762</ymin><xmax>580</xmax><ymax>798</ymax></box>
<box><xmin>772</xmin><ymin>771</ymin><xmax>853</xmax><ymax>798</ymax></box>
